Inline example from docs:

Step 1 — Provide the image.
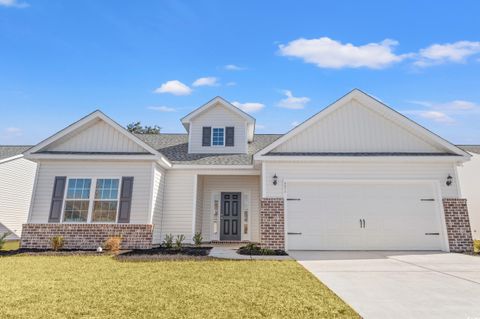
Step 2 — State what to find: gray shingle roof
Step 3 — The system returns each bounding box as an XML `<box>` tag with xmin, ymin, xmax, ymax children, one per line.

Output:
<box><xmin>457</xmin><ymin>145</ymin><xmax>480</xmax><ymax>155</ymax></box>
<box><xmin>0</xmin><ymin>145</ymin><xmax>32</xmax><ymax>160</ymax></box>
<box><xmin>136</xmin><ymin>134</ymin><xmax>282</xmax><ymax>165</ymax></box>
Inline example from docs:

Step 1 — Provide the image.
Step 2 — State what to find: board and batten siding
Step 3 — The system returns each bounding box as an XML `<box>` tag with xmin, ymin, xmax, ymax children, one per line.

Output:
<box><xmin>160</xmin><ymin>170</ymin><xmax>197</xmax><ymax>241</ymax></box>
<box><xmin>45</xmin><ymin>119</ymin><xmax>146</xmax><ymax>153</ymax></box>
<box><xmin>0</xmin><ymin>157</ymin><xmax>37</xmax><ymax>239</ymax></box>
<box><xmin>201</xmin><ymin>175</ymin><xmax>260</xmax><ymax>242</ymax></box>
<box><xmin>151</xmin><ymin>163</ymin><xmax>166</xmax><ymax>243</ymax></box>
<box><xmin>188</xmin><ymin>103</ymin><xmax>248</xmax><ymax>154</ymax></box>
<box><xmin>29</xmin><ymin>160</ymin><xmax>153</xmax><ymax>224</ymax></box>
<box><xmin>263</xmin><ymin>161</ymin><xmax>460</xmax><ymax>199</ymax></box>
<box><xmin>457</xmin><ymin>153</ymin><xmax>480</xmax><ymax>239</ymax></box>
<box><xmin>273</xmin><ymin>99</ymin><xmax>444</xmax><ymax>153</ymax></box>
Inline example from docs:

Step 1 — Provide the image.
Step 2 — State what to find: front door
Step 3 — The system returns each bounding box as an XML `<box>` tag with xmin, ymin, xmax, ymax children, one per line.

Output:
<box><xmin>220</xmin><ymin>192</ymin><xmax>241</xmax><ymax>240</ymax></box>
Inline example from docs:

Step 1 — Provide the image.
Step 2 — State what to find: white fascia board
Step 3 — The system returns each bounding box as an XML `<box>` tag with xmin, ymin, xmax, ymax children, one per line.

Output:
<box><xmin>0</xmin><ymin>154</ymin><xmax>23</xmax><ymax>164</ymax></box>
<box><xmin>24</xmin><ymin>153</ymin><xmax>165</xmax><ymax>161</ymax></box>
<box><xmin>24</xmin><ymin>110</ymin><xmax>172</xmax><ymax>166</ymax></box>
<box><xmin>255</xmin><ymin>89</ymin><xmax>471</xmax><ymax>159</ymax></box>
<box><xmin>256</xmin><ymin>155</ymin><xmax>467</xmax><ymax>163</ymax></box>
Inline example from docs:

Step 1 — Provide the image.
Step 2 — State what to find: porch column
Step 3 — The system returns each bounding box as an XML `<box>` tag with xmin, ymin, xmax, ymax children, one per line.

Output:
<box><xmin>443</xmin><ymin>198</ymin><xmax>473</xmax><ymax>253</ymax></box>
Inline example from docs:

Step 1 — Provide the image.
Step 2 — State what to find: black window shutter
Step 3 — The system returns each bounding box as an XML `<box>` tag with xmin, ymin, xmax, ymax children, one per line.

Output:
<box><xmin>118</xmin><ymin>177</ymin><xmax>134</xmax><ymax>223</ymax></box>
<box><xmin>226</xmin><ymin>127</ymin><xmax>235</xmax><ymax>147</ymax></box>
<box><xmin>49</xmin><ymin>176</ymin><xmax>66</xmax><ymax>223</ymax></box>
<box><xmin>202</xmin><ymin>127</ymin><xmax>211</xmax><ymax>146</ymax></box>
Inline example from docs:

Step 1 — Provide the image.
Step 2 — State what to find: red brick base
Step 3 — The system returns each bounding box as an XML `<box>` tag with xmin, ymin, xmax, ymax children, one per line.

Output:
<box><xmin>443</xmin><ymin>198</ymin><xmax>473</xmax><ymax>253</ymax></box>
<box><xmin>260</xmin><ymin>198</ymin><xmax>285</xmax><ymax>250</ymax></box>
<box><xmin>21</xmin><ymin>224</ymin><xmax>153</xmax><ymax>250</ymax></box>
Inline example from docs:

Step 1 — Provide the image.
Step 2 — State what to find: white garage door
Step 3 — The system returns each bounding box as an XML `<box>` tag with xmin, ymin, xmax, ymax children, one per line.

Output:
<box><xmin>286</xmin><ymin>181</ymin><xmax>446</xmax><ymax>251</ymax></box>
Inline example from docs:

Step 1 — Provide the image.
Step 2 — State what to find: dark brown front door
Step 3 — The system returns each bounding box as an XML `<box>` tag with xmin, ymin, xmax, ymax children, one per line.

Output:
<box><xmin>220</xmin><ymin>192</ymin><xmax>241</xmax><ymax>240</ymax></box>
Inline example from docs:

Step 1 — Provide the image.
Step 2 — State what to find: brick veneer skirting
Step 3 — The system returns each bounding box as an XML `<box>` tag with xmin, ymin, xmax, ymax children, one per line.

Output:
<box><xmin>260</xmin><ymin>198</ymin><xmax>285</xmax><ymax>250</ymax></box>
<box><xmin>443</xmin><ymin>198</ymin><xmax>473</xmax><ymax>253</ymax></box>
<box><xmin>21</xmin><ymin>224</ymin><xmax>153</xmax><ymax>250</ymax></box>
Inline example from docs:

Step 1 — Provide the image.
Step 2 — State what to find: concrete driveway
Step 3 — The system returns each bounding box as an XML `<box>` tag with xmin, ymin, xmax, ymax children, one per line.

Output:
<box><xmin>289</xmin><ymin>251</ymin><xmax>480</xmax><ymax>319</ymax></box>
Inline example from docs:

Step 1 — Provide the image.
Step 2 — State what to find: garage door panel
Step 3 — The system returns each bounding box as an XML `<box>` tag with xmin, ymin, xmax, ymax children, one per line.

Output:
<box><xmin>286</xmin><ymin>181</ymin><xmax>444</xmax><ymax>251</ymax></box>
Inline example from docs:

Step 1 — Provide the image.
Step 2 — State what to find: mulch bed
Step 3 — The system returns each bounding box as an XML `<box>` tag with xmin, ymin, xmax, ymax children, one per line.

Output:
<box><xmin>237</xmin><ymin>247</ymin><xmax>288</xmax><ymax>256</ymax></box>
<box><xmin>0</xmin><ymin>248</ymin><xmax>104</xmax><ymax>257</ymax></box>
<box><xmin>115</xmin><ymin>246</ymin><xmax>213</xmax><ymax>261</ymax></box>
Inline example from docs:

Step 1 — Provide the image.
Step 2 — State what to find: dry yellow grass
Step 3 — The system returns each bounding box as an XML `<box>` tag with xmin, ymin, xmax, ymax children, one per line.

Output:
<box><xmin>0</xmin><ymin>255</ymin><xmax>358</xmax><ymax>318</ymax></box>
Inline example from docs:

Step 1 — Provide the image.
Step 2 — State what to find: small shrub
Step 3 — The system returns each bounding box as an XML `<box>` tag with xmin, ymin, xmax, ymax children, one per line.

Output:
<box><xmin>175</xmin><ymin>234</ymin><xmax>185</xmax><ymax>249</ymax></box>
<box><xmin>104</xmin><ymin>236</ymin><xmax>122</xmax><ymax>253</ymax></box>
<box><xmin>0</xmin><ymin>232</ymin><xmax>11</xmax><ymax>250</ymax></box>
<box><xmin>163</xmin><ymin>234</ymin><xmax>174</xmax><ymax>249</ymax></box>
<box><xmin>50</xmin><ymin>235</ymin><xmax>65</xmax><ymax>251</ymax></box>
<box><xmin>193</xmin><ymin>232</ymin><xmax>203</xmax><ymax>247</ymax></box>
<box><xmin>237</xmin><ymin>243</ymin><xmax>288</xmax><ymax>256</ymax></box>
<box><xmin>474</xmin><ymin>240</ymin><xmax>480</xmax><ymax>254</ymax></box>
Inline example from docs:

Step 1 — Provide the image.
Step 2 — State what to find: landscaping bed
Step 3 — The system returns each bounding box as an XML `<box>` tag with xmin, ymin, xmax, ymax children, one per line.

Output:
<box><xmin>237</xmin><ymin>243</ymin><xmax>288</xmax><ymax>256</ymax></box>
<box><xmin>116</xmin><ymin>246</ymin><xmax>213</xmax><ymax>261</ymax></box>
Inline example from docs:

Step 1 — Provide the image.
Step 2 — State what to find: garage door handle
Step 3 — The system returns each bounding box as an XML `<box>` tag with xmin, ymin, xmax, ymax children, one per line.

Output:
<box><xmin>363</xmin><ymin>219</ymin><xmax>366</xmax><ymax>228</ymax></box>
<box><xmin>287</xmin><ymin>232</ymin><xmax>302</xmax><ymax>235</ymax></box>
<box><xmin>360</xmin><ymin>219</ymin><xmax>366</xmax><ymax>228</ymax></box>
<box><xmin>425</xmin><ymin>233</ymin><xmax>439</xmax><ymax>235</ymax></box>
<box><xmin>287</xmin><ymin>198</ymin><xmax>301</xmax><ymax>201</ymax></box>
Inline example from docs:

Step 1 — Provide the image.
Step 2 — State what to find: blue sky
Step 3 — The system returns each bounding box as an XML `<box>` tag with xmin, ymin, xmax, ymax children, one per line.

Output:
<box><xmin>1</xmin><ymin>0</ymin><xmax>480</xmax><ymax>145</ymax></box>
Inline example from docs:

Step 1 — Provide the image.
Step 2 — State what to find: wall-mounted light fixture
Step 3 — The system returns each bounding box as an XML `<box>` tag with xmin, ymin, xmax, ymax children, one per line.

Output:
<box><xmin>273</xmin><ymin>173</ymin><xmax>278</xmax><ymax>186</ymax></box>
<box><xmin>446</xmin><ymin>174</ymin><xmax>453</xmax><ymax>186</ymax></box>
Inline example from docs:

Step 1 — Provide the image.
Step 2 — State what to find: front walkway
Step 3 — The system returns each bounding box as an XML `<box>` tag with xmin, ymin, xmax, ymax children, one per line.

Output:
<box><xmin>209</xmin><ymin>244</ymin><xmax>291</xmax><ymax>260</ymax></box>
<box><xmin>289</xmin><ymin>251</ymin><xmax>480</xmax><ymax>319</ymax></box>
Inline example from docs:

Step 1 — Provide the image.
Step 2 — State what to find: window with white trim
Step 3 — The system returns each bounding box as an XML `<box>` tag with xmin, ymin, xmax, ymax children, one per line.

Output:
<box><xmin>212</xmin><ymin>127</ymin><xmax>225</xmax><ymax>146</ymax></box>
<box><xmin>92</xmin><ymin>179</ymin><xmax>120</xmax><ymax>222</ymax></box>
<box><xmin>63</xmin><ymin>178</ymin><xmax>92</xmax><ymax>222</ymax></box>
<box><xmin>62</xmin><ymin>178</ymin><xmax>120</xmax><ymax>223</ymax></box>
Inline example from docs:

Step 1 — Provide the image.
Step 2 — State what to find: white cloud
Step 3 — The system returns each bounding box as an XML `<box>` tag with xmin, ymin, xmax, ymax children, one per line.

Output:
<box><xmin>154</xmin><ymin>80</ymin><xmax>192</xmax><ymax>96</ymax></box>
<box><xmin>224</xmin><ymin>64</ymin><xmax>245</xmax><ymax>71</ymax></box>
<box><xmin>0</xmin><ymin>0</ymin><xmax>28</xmax><ymax>8</ymax></box>
<box><xmin>147</xmin><ymin>106</ymin><xmax>176</xmax><ymax>112</ymax></box>
<box><xmin>418</xmin><ymin>111</ymin><xmax>454</xmax><ymax>123</ymax></box>
<box><xmin>415</xmin><ymin>41</ymin><xmax>480</xmax><ymax>67</ymax></box>
<box><xmin>192</xmin><ymin>77</ymin><xmax>219</xmax><ymax>87</ymax></box>
<box><xmin>404</xmin><ymin>99</ymin><xmax>480</xmax><ymax>124</ymax></box>
<box><xmin>256</xmin><ymin>124</ymin><xmax>266</xmax><ymax>130</ymax></box>
<box><xmin>291</xmin><ymin>121</ymin><xmax>300</xmax><ymax>127</ymax></box>
<box><xmin>277</xmin><ymin>90</ymin><xmax>310</xmax><ymax>109</ymax></box>
<box><xmin>226</xmin><ymin>81</ymin><xmax>237</xmax><ymax>86</ymax></box>
<box><xmin>279</xmin><ymin>37</ymin><xmax>408</xmax><ymax>69</ymax></box>
<box><xmin>231</xmin><ymin>101</ymin><xmax>265</xmax><ymax>113</ymax></box>
<box><xmin>1</xmin><ymin>127</ymin><xmax>22</xmax><ymax>138</ymax></box>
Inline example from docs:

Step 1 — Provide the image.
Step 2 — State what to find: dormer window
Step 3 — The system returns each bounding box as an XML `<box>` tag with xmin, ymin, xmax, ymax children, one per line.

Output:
<box><xmin>212</xmin><ymin>127</ymin><xmax>225</xmax><ymax>146</ymax></box>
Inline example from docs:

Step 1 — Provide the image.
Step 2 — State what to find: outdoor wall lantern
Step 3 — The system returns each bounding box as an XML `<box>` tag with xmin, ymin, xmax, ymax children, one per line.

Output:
<box><xmin>273</xmin><ymin>173</ymin><xmax>278</xmax><ymax>186</ymax></box>
<box><xmin>446</xmin><ymin>174</ymin><xmax>453</xmax><ymax>186</ymax></box>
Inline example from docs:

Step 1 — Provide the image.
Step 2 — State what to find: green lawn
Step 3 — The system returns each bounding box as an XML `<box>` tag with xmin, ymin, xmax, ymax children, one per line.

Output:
<box><xmin>1</xmin><ymin>240</ymin><xmax>20</xmax><ymax>251</ymax></box>
<box><xmin>0</xmin><ymin>256</ymin><xmax>358</xmax><ymax>318</ymax></box>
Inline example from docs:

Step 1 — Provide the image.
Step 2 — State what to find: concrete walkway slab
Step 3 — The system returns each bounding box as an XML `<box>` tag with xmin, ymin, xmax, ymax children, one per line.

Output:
<box><xmin>289</xmin><ymin>251</ymin><xmax>480</xmax><ymax>319</ymax></box>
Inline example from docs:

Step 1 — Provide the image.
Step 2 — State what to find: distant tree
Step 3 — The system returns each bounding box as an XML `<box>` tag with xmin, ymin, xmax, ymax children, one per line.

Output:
<box><xmin>126</xmin><ymin>122</ymin><xmax>161</xmax><ymax>134</ymax></box>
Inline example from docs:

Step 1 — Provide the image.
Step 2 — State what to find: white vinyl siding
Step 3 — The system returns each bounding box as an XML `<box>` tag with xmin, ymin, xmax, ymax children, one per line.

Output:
<box><xmin>188</xmin><ymin>103</ymin><xmax>247</xmax><ymax>154</ymax></box>
<box><xmin>160</xmin><ymin>170</ymin><xmax>197</xmax><ymax>242</ymax></box>
<box><xmin>457</xmin><ymin>153</ymin><xmax>480</xmax><ymax>239</ymax></box>
<box><xmin>45</xmin><ymin>119</ymin><xmax>147</xmax><ymax>153</ymax></box>
<box><xmin>263</xmin><ymin>161</ymin><xmax>460</xmax><ymax>199</ymax></box>
<box><xmin>151</xmin><ymin>163</ymin><xmax>166</xmax><ymax>244</ymax></box>
<box><xmin>29</xmin><ymin>160</ymin><xmax>153</xmax><ymax>224</ymax></box>
<box><xmin>201</xmin><ymin>175</ymin><xmax>260</xmax><ymax>242</ymax></box>
<box><xmin>0</xmin><ymin>157</ymin><xmax>37</xmax><ymax>239</ymax></box>
<box><xmin>272</xmin><ymin>99</ymin><xmax>445</xmax><ymax>153</ymax></box>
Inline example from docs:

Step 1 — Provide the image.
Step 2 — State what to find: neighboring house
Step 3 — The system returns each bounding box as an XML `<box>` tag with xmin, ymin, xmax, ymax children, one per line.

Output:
<box><xmin>0</xmin><ymin>146</ymin><xmax>37</xmax><ymax>240</ymax></box>
<box><xmin>20</xmin><ymin>90</ymin><xmax>473</xmax><ymax>252</ymax></box>
<box><xmin>457</xmin><ymin>145</ymin><xmax>480</xmax><ymax>239</ymax></box>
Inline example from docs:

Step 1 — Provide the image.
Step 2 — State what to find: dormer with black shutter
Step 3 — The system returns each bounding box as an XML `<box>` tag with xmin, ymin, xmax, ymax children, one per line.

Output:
<box><xmin>181</xmin><ymin>97</ymin><xmax>255</xmax><ymax>154</ymax></box>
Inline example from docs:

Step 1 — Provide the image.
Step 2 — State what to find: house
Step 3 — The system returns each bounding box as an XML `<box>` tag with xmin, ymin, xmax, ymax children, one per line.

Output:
<box><xmin>0</xmin><ymin>146</ymin><xmax>37</xmax><ymax>240</ymax></box>
<box><xmin>20</xmin><ymin>89</ymin><xmax>473</xmax><ymax>252</ymax></box>
<box><xmin>457</xmin><ymin>145</ymin><xmax>480</xmax><ymax>239</ymax></box>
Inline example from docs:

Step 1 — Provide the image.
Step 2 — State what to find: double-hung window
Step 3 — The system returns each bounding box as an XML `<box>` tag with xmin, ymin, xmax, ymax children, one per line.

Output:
<box><xmin>212</xmin><ymin>127</ymin><xmax>225</xmax><ymax>146</ymax></box>
<box><xmin>62</xmin><ymin>178</ymin><xmax>120</xmax><ymax>223</ymax></box>
<box><xmin>63</xmin><ymin>179</ymin><xmax>92</xmax><ymax>222</ymax></box>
